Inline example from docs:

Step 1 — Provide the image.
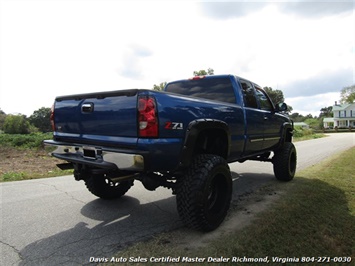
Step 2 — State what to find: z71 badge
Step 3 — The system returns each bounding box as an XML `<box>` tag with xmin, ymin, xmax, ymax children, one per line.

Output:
<box><xmin>165</xmin><ymin>122</ymin><xmax>183</xmax><ymax>130</ymax></box>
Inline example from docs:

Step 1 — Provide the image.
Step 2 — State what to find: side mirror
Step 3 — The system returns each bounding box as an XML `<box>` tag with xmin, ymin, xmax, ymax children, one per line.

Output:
<box><xmin>276</xmin><ymin>103</ymin><xmax>288</xmax><ymax>112</ymax></box>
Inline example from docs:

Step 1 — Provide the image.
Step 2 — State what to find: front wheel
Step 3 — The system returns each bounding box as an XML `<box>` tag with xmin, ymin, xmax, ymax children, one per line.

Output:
<box><xmin>84</xmin><ymin>174</ymin><xmax>134</xmax><ymax>199</ymax></box>
<box><xmin>273</xmin><ymin>142</ymin><xmax>297</xmax><ymax>181</ymax></box>
<box><xmin>176</xmin><ymin>154</ymin><xmax>232</xmax><ymax>232</ymax></box>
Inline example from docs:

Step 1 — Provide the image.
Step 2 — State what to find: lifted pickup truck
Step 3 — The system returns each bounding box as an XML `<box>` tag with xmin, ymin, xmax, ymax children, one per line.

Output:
<box><xmin>44</xmin><ymin>74</ymin><xmax>296</xmax><ymax>231</ymax></box>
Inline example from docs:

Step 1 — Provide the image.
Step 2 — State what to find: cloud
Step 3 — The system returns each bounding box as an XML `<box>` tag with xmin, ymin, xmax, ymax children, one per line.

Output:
<box><xmin>119</xmin><ymin>44</ymin><xmax>153</xmax><ymax>79</ymax></box>
<box><xmin>129</xmin><ymin>44</ymin><xmax>153</xmax><ymax>57</ymax></box>
<box><xmin>286</xmin><ymin>92</ymin><xmax>339</xmax><ymax>116</ymax></box>
<box><xmin>199</xmin><ymin>2</ymin><xmax>268</xmax><ymax>19</ymax></box>
<box><xmin>200</xmin><ymin>1</ymin><xmax>353</xmax><ymax>20</ymax></box>
<box><xmin>278</xmin><ymin>1</ymin><xmax>354</xmax><ymax>18</ymax></box>
<box><xmin>282</xmin><ymin>68</ymin><xmax>354</xmax><ymax>98</ymax></box>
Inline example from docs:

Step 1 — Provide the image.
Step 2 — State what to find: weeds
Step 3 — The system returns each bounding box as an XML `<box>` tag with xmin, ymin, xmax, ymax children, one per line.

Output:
<box><xmin>0</xmin><ymin>133</ymin><xmax>52</xmax><ymax>149</ymax></box>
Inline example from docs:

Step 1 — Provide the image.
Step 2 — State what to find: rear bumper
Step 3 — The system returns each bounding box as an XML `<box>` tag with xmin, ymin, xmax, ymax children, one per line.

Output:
<box><xmin>43</xmin><ymin>140</ymin><xmax>144</xmax><ymax>171</ymax></box>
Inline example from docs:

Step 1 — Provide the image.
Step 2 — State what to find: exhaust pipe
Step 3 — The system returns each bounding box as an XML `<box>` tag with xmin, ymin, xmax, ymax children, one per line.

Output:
<box><xmin>109</xmin><ymin>173</ymin><xmax>140</xmax><ymax>182</ymax></box>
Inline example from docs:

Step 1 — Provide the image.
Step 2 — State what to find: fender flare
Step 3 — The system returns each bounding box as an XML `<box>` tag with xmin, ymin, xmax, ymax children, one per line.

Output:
<box><xmin>278</xmin><ymin>121</ymin><xmax>294</xmax><ymax>148</ymax></box>
<box><xmin>179</xmin><ymin>119</ymin><xmax>231</xmax><ymax>169</ymax></box>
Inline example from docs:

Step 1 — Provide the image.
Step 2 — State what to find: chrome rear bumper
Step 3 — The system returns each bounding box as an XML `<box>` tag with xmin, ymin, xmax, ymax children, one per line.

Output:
<box><xmin>44</xmin><ymin>140</ymin><xmax>144</xmax><ymax>171</ymax></box>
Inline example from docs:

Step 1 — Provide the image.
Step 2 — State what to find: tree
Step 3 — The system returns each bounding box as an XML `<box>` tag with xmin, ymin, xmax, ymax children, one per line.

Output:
<box><xmin>263</xmin><ymin>87</ymin><xmax>285</xmax><ymax>104</ymax></box>
<box><xmin>319</xmin><ymin>106</ymin><xmax>333</xmax><ymax>118</ymax></box>
<box><xmin>0</xmin><ymin>109</ymin><xmax>6</xmax><ymax>131</ymax></box>
<box><xmin>152</xmin><ymin>82</ymin><xmax>167</xmax><ymax>91</ymax></box>
<box><xmin>340</xmin><ymin>84</ymin><xmax>355</xmax><ymax>104</ymax></box>
<box><xmin>304</xmin><ymin>118</ymin><xmax>322</xmax><ymax>130</ymax></box>
<box><xmin>263</xmin><ymin>87</ymin><xmax>293</xmax><ymax>113</ymax></box>
<box><xmin>193</xmin><ymin>68</ymin><xmax>214</xmax><ymax>76</ymax></box>
<box><xmin>290</xmin><ymin>112</ymin><xmax>305</xmax><ymax>122</ymax></box>
<box><xmin>29</xmin><ymin>107</ymin><xmax>52</xmax><ymax>132</ymax></box>
<box><xmin>3</xmin><ymin>114</ymin><xmax>30</xmax><ymax>134</ymax></box>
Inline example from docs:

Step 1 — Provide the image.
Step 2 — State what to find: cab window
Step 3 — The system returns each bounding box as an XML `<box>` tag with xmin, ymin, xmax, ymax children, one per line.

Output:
<box><xmin>255</xmin><ymin>88</ymin><xmax>273</xmax><ymax>111</ymax></box>
<box><xmin>240</xmin><ymin>80</ymin><xmax>258</xmax><ymax>108</ymax></box>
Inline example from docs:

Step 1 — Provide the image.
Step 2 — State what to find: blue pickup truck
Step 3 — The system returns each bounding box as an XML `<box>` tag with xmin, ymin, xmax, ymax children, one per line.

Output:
<box><xmin>44</xmin><ymin>74</ymin><xmax>296</xmax><ymax>231</ymax></box>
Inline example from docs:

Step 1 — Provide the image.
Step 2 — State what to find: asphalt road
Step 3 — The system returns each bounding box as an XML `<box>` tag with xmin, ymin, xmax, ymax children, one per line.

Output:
<box><xmin>1</xmin><ymin>133</ymin><xmax>354</xmax><ymax>266</ymax></box>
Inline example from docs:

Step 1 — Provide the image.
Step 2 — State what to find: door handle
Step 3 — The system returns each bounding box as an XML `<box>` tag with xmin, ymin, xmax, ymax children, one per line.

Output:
<box><xmin>82</xmin><ymin>103</ymin><xmax>94</xmax><ymax>113</ymax></box>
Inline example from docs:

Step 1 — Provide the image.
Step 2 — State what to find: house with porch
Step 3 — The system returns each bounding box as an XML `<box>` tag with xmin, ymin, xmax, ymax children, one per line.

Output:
<box><xmin>323</xmin><ymin>102</ymin><xmax>355</xmax><ymax>128</ymax></box>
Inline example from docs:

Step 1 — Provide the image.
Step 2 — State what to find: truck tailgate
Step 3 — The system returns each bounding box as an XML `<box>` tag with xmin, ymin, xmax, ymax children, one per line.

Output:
<box><xmin>53</xmin><ymin>89</ymin><xmax>138</xmax><ymax>145</ymax></box>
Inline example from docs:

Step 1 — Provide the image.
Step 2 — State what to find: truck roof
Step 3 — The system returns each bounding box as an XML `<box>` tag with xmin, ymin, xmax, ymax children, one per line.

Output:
<box><xmin>168</xmin><ymin>74</ymin><xmax>263</xmax><ymax>89</ymax></box>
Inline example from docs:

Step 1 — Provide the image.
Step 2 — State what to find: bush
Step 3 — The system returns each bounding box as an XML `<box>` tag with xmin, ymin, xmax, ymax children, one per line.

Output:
<box><xmin>0</xmin><ymin>133</ymin><xmax>53</xmax><ymax>149</ymax></box>
<box><xmin>3</xmin><ymin>115</ymin><xmax>30</xmax><ymax>134</ymax></box>
<box><xmin>29</xmin><ymin>107</ymin><xmax>52</xmax><ymax>133</ymax></box>
<box><xmin>293</xmin><ymin>126</ymin><xmax>314</xmax><ymax>138</ymax></box>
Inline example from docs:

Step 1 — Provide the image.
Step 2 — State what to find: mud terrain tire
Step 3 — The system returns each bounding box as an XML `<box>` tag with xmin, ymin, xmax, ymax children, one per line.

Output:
<box><xmin>176</xmin><ymin>154</ymin><xmax>232</xmax><ymax>231</ymax></box>
<box><xmin>85</xmin><ymin>175</ymin><xmax>134</xmax><ymax>199</ymax></box>
<box><xmin>273</xmin><ymin>142</ymin><xmax>297</xmax><ymax>181</ymax></box>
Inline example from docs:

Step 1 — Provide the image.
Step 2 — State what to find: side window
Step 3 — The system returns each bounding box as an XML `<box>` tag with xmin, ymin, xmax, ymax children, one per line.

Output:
<box><xmin>240</xmin><ymin>80</ymin><xmax>258</xmax><ymax>108</ymax></box>
<box><xmin>255</xmin><ymin>88</ymin><xmax>273</xmax><ymax>111</ymax></box>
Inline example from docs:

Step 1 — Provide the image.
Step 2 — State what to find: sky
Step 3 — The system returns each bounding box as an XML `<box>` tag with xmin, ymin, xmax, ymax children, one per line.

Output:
<box><xmin>0</xmin><ymin>0</ymin><xmax>354</xmax><ymax>117</ymax></box>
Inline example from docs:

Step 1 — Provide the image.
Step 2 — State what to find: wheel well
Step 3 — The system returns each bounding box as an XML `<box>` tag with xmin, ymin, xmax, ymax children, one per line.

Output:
<box><xmin>178</xmin><ymin>120</ymin><xmax>230</xmax><ymax>170</ymax></box>
<box><xmin>285</xmin><ymin>128</ymin><xmax>293</xmax><ymax>142</ymax></box>
<box><xmin>194</xmin><ymin>129</ymin><xmax>228</xmax><ymax>159</ymax></box>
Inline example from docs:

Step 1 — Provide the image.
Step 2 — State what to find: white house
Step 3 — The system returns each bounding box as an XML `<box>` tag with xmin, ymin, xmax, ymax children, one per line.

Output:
<box><xmin>323</xmin><ymin>102</ymin><xmax>355</xmax><ymax>128</ymax></box>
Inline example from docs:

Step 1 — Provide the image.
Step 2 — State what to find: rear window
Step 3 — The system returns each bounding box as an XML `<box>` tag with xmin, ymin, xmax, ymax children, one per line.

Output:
<box><xmin>165</xmin><ymin>77</ymin><xmax>236</xmax><ymax>104</ymax></box>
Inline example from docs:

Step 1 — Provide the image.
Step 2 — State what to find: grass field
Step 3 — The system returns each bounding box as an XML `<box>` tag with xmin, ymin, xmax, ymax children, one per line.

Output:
<box><xmin>109</xmin><ymin>148</ymin><xmax>354</xmax><ymax>265</ymax></box>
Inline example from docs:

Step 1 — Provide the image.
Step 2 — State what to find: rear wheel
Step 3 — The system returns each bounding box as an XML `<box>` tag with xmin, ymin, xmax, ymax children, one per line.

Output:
<box><xmin>85</xmin><ymin>174</ymin><xmax>134</xmax><ymax>199</ymax></box>
<box><xmin>273</xmin><ymin>142</ymin><xmax>297</xmax><ymax>181</ymax></box>
<box><xmin>176</xmin><ymin>154</ymin><xmax>232</xmax><ymax>231</ymax></box>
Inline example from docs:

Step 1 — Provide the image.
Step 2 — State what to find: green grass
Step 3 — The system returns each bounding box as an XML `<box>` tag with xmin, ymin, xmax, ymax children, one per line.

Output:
<box><xmin>110</xmin><ymin>148</ymin><xmax>355</xmax><ymax>265</ymax></box>
<box><xmin>293</xmin><ymin>133</ymin><xmax>325</xmax><ymax>142</ymax></box>
<box><xmin>1</xmin><ymin>171</ymin><xmax>27</xmax><ymax>181</ymax></box>
<box><xmin>0</xmin><ymin>169</ymin><xmax>73</xmax><ymax>182</ymax></box>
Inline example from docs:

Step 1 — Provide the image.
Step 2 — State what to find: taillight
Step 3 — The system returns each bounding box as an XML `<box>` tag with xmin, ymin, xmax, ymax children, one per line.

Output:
<box><xmin>50</xmin><ymin>103</ymin><xmax>55</xmax><ymax>131</ymax></box>
<box><xmin>138</xmin><ymin>96</ymin><xmax>158</xmax><ymax>137</ymax></box>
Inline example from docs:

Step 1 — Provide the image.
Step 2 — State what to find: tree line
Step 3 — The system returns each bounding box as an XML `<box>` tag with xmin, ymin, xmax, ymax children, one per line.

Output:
<box><xmin>1</xmin><ymin>69</ymin><xmax>354</xmax><ymax>134</ymax></box>
<box><xmin>0</xmin><ymin>107</ymin><xmax>51</xmax><ymax>134</ymax></box>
